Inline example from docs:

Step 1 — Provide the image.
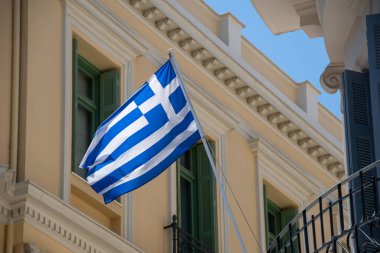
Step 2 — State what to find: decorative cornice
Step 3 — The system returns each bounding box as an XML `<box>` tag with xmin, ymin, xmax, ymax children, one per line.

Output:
<box><xmin>320</xmin><ymin>63</ymin><xmax>345</xmax><ymax>94</ymax></box>
<box><xmin>252</xmin><ymin>138</ymin><xmax>328</xmax><ymax>198</ymax></box>
<box><xmin>0</xmin><ymin>180</ymin><xmax>143</xmax><ymax>253</ymax></box>
<box><xmin>294</xmin><ymin>1</ymin><xmax>317</xmax><ymax>17</ymax></box>
<box><xmin>123</xmin><ymin>0</ymin><xmax>345</xmax><ymax>178</ymax></box>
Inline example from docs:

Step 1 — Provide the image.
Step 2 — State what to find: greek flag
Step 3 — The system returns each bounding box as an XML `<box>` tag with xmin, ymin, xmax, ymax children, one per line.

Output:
<box><xmin>80</xmin><ymin>60</ymin><xmax>202</xmax><ymax>203</ymax></box>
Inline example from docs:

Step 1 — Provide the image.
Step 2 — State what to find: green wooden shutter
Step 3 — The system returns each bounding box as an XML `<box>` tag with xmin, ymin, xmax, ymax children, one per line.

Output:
<box><xmin>72</xmin><ymin>39</ymin><xmax>82</xmax><ymax>176</ymax></box>
<box><xmin>196</xmin><ymin>143</ymin><xmax>216</xmax><ymax>251</ymax></box>
<box><xmin>280</xmin><ymin>207</ymin><xmax>297</xmax><ymax>229</ymax></box>
<box><xmin>281</xmin><ymin>207</ymin><xmax>298</xmax><ymax>252</ymax></box>
<box><xmin>342</xmin><ymin>70</ymin><xmax>375</xmax><ymax>219</ymax></box>
<box><xmin>178</xmin><ymin>147</ymin><xmax>197</xmax><ymax>237</ymax></box>
<box><xmin>100</xmin><ymin>69</ymin><xmax>120</xmax><ymax>122</ymax></box>
<box><xmin>263</xmin><ymin>185</ymin><xmax>270</xmax><ymax>248</ymax></box>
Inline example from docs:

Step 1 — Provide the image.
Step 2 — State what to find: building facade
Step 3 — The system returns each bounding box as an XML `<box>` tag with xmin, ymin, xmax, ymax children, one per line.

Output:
<box><xmin>251</xmin><ymin>0</ymin><xmax>380</xmax><ymax>252</ymax></box>
<box><xmin>0</xmin><ymin>0</ymin><xmax>344</xmax><ymax>252</ymax></box>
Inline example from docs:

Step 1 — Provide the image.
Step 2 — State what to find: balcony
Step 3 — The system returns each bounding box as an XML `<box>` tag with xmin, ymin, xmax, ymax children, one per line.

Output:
<box><xmin>267</xmin><ymin>160</ymin><xmax>380</xmax><ymax>253</ymax></box>
<box><xmin>165</xmin><ymin>215</ymin><xmax>215</xmax><ymax>253</ymax></box>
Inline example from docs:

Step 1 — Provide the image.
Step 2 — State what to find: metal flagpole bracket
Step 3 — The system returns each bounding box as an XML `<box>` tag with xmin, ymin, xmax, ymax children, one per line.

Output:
<box><xmin>168</xmin><ymin>50</ymin><xmax>248</xmax><ymax>253</ymax></box>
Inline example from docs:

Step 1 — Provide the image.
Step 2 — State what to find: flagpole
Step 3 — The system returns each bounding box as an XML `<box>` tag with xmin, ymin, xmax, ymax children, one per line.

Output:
<box><xmin>169</xmin><ymin>51</ymin><xmax>248</xmax><ymax>253</ymax></box>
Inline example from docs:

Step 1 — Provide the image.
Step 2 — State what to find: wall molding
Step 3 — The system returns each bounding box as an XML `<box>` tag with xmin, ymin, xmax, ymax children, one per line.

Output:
<box><xmin>0</xmin><ymin>178</ymin><xmax>143</xmax><ymax>253</ymax></box>
<box><xmin>251</xmin><ymin>137</ymin><xmax>327</xmax><ymax>251</ymax></box>
<box><xmin>120</xmin><ymin>0</ymin><xmax>345</xmax><ymax>180</ymax></box>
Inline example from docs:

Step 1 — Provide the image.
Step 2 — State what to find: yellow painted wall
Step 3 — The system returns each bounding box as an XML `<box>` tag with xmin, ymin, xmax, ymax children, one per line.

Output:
<box><xmin>177</xmin><ymin>0</ymin><xmax>219</xmax><ymax>35</ymax></box>
<box><xmin>227</xmin><ymin>130</ymin><xmax>259</xmax><ymax>253</ymax></box>
<box><xmin>241</xmin><ymin>40</ymin><xmax>298</xmax><ymax>103</ymax></box>
<box><xmin>0</xmin><ymin>224</ymin><xmax>5</xmax><ymax>252</ymax></box>
<box><xmin>18</xmin><ymin>0</ymin><xmax>63</xmax><ymax>196</ymax></box>
<box><xmin>0</xmin><ymin>0</ymin><xmax>13</xmax><ymax>166</ymax></box>
<box><xmin>133</xmin><ymin>170</ymin><xmax>171</xmax><ymax>253</ymax></box>
<box><xmin>134</xmin><ymin>57</ymin><xmax>158</xmax><ymax>92</ymax></box>
<box><xmin>319</xmin><ymin>106</ymin><xmax>343</xmax><ymax>142</ymax></box>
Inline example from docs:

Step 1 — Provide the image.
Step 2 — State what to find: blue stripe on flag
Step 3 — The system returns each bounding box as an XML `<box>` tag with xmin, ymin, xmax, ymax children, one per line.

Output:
<box><xmin>82</xmin><ymin>107</ymin><xmax>143</xmax><ymax>168</ymax></box>
<box><xmin>155</xmin><ymin>61</ymin><xmax>176</xmax><ymax>88</ymax></box>
<box><xmin>102</xmin><ymin>130</ymin><xmax>201</xmax><ymax>203</ymax></box>
<box><xmin>169</xmin><ymin>86</ymin><xmax>187</xmax><ymax>114</ymax></box>
<box><xmin>134</xmin><ymin>83</ymin><xmax>155</xmax><ymax>106</ymax></box>
<box><xmin>91</xmin><ymin>111</ymin><xmax>195</xmax><ymax>193</ymax></box>
<box><xmin>87</xmin><ymin>104</ymin><xmax>169</xmax><ymax>176</ymax></box>
<box><xmin>97</xmin><ymin>87</ymin><xmax>143</xmax><ymax>129</ymax></box>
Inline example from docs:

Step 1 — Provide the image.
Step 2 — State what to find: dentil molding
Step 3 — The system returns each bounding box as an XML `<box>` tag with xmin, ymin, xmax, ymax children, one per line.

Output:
<box><xmin>0</xmin><ymin>174</ymin><xmax>143</xmax><ymax>253</ymax></box>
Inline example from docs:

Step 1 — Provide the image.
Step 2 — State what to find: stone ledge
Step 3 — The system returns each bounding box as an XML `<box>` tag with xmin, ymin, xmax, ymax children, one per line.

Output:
<box><xmin>0</xmin><ymin>178</ymin><xmax>143</xmax><ymax>253</ymax></box>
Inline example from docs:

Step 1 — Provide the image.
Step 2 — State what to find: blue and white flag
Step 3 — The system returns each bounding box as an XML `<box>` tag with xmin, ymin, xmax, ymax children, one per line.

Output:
<box><xmin>80</xmin><ymin>60</ymin><xmax>202</xmax><ymax>203</ymax></box>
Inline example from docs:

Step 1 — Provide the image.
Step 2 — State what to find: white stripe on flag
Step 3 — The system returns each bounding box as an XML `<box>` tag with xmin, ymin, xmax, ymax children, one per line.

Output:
<box><xmin>87</xmin><ymin>104</ymin><xmax>191</xmax><ymax>185</ymax></box>
<box><xmin>99</xmin><ymin>120</ymin><xmax>198</xmax><ymax>194</ymax></box>
<box><xmin>89</xmin><ymin>116</ymin><xmax>149</xmax><ymax>168</ymax></box>
<box><xmin>79</xmin><ymin>101</ymin><xmax>138</xmax><ymax>167</ymax></box>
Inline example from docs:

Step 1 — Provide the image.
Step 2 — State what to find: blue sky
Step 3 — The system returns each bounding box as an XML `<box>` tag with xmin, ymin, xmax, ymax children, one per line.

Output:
<box><xmin>204</xmin><ymin>0</ymin><xmax>341</xmax><ymax>119</ymax></box>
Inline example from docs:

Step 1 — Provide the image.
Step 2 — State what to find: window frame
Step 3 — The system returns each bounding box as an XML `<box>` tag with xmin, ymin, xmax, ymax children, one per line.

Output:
<box><xmin>72</xmin><ymin>39</ymin><xmax>102</xmax><ymax>178</ymax></box>
<box><xmin>264</xmin><ymin>184</ymin><xmax>298</xmax><ymax>249</ymax></box>
<box><xmin>71</xmin><ymin>38</ymin><xmax>120</xmax><ymax>180</ymax></box>
<box><xmin>177</xmin><ymin>142</ymin><xmax>218</xmax><ymax>252</ymax></box>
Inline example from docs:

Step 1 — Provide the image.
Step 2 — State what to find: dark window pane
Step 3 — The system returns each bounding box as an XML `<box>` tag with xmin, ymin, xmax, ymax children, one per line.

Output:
<box><xmin>268</xmin><ymin>212</ymin><xmax>276</xmax><ymax>235</ymax></box>
<box><xmin>78</xmin><ymin>69</ymin><xmax>93</xmax><ymax>99</ymax></box>
<box><xmin>180</xmin><ymin>150</ymin><xmax>191</xmax><ymax>171</ymax></box>
<box><xmin>180</xmin><ymin>177</ymin><xmax>192</xmax><ymax>234</ymax></box>
<box><xmin>75</xmin><ymin>104</ymin><xmax>92</xmax><ymax>178</ymax></box>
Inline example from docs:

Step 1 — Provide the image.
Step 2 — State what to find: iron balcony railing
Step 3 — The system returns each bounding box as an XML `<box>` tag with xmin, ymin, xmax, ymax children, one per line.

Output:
<box><xmin>165</xmin><ymin>215</ymin><xmax>215</xmax><ymax>253</ymax></box>
<box><xmin>268</xmin><ymin>160</ymin><xmax>380</xmax><ymax>253</ymax></box>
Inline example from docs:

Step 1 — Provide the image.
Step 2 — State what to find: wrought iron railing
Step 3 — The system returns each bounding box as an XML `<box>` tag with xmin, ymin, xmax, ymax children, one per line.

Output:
<box><xmin>165</xmin><ymin>215</ymin><xmax>215</xmax><ymax>253</ymax></box>
<box><xmin>267</xmin><ymin>160</ymin><xmax>380</xmax><ymax>253</ymax></box>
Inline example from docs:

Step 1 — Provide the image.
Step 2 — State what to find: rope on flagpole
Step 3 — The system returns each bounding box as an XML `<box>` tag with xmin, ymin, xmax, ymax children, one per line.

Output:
<box><xmin>169</xmin><ymin>50</ymin><xmax>248</xmax><ymax>253</ymax></box>
<box><xmin>204</xmin><ymin>139</ymin><xmax>266</xmax><ymax>253</ymax></box>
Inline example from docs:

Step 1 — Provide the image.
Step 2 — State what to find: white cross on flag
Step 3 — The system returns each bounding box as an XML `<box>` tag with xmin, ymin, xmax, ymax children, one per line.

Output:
<box><xmin>80</xmin><ymin>60</ymin><xmax>202</xmax><ymax>203</ymax></box>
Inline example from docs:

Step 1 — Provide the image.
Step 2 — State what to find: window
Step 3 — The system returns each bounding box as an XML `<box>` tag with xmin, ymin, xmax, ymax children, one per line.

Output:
<box><xmin>72</xmin><ymin>38</ymin><xmax>120</xmax><ymax>179</ymax></box>
<box><xmin>177</xmin><ymin>143</ymin><xmax>217</xmax><ymax>251</ymax></box>
<box><xmin>264</xmin><ymin>185</ymin><xmax>298</xmax><ymax>248</ymax></box>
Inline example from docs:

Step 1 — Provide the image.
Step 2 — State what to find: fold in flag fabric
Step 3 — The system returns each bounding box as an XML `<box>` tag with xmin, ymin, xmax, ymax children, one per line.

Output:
<box><xmin>80</xmin><ymin>60</ymin><xmax>202</xmax><ymax>204</ymax></box>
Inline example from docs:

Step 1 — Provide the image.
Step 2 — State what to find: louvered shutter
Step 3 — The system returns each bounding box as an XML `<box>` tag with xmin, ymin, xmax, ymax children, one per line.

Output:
<box><xmin>367</xmin><ymin>13</ymin><xmax>380</xmax><ymax>201</ymax></box>
<box><xmin>366</xmin><ymin>13</ymin><xmax>380</xmax><ymax>245</ymax></box>
<box><xmin>342</xmin><ymin>70</ymin><xmax>375</xmax><ymax>219</ymax></box>
<box><xmin>100</xmin><ymin>69</ymin><xmax>120</xmax><ymax>122</ymax></box>
<box><xmin>196</xmin><ymin>143</ymin><xmax>216</xmax><ymax>252</ymax></box>
<box><xmin>367</xmin><ymin>14</ymin><xmax>380</xmax><ymax>164</ymax></box>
